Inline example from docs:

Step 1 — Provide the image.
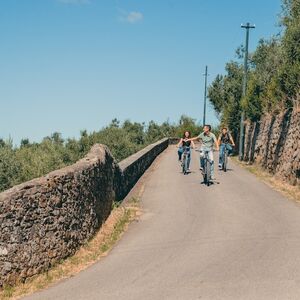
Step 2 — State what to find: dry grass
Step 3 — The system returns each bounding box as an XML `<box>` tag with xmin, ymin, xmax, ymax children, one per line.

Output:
<box><xmin>233</xmin><ymin>157</ymin><xmax>300</xmax><ymax>203</ymax></box>
<box><xmin>0</xmin><ymin>197</ymin><xmax>141</xmax><ymax>300</ymax></box>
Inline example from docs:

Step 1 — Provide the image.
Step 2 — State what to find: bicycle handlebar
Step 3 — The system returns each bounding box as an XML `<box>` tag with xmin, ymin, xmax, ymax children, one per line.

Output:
<box><xmin>220</xmin><ymin>142</ymin><xmax>236</xmax><ymax>147</ymax></box>
<box><xmin>195</xmin><ymin>148</ymin><xmax>218</xmax><ymax>152</ymax></box>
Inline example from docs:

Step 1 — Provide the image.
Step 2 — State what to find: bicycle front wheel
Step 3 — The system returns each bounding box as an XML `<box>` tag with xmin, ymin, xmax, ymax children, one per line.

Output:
<box><xmin>182</xmin><ymin>155</ymin><xmax>187</xmax><ymax>174</ymax></box>
<box><xmin>224</xmin><ymin>152</ymin><xmax>227</xmax><ymax>172</ymax></box>
<box><xmin>206</xmin><ymin>159</ymin><xmax>211</xmax><ymax>186</ymax></box>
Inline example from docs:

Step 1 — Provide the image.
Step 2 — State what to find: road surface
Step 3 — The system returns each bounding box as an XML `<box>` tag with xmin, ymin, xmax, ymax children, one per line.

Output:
<box><xmin>25</xmin><ymin>146</ymin><xmax>300</xmax><ymax>300</ymax></box>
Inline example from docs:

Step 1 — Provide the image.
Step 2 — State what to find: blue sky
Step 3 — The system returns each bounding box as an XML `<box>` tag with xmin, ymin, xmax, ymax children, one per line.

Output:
<box><xmin>0</xmin><ymin>0</ymin><xmax>282</xmax><ymax>144</ymax></box>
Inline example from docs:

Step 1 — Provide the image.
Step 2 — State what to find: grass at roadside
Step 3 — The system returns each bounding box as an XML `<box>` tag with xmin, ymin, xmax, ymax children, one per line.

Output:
<box><xmin>0</xmin><ymin>197</ymin><xmax>140</xmax><ymax>300</ymax></box>
<box><xmin>232</xmin><ymin>157</ymin><xmax>300</xmax><ymax>203</ymax></box>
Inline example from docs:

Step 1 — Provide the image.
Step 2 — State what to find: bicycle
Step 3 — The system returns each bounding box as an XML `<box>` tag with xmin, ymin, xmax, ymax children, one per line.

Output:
<box><xmin>222</xmin><ymin>144</ymin><xmax>229</xmax><ymax>172</ymax></box>
<box><xmin>196</xmin><ymin>149</ymin><xmax>212</xmax><ymax>186</ymax></box>
<box><xmin>220</xmin><ymin>143</ymin><xmax>234</xmax><ymax>172</ymax></box>
<box><xmin>181</xmin><ymin>146</ymin><xmax>190</xmax><ymax>175</ymax></box>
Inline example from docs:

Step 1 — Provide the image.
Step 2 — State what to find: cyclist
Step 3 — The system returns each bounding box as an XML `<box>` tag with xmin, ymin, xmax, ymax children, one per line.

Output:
<box><xmin>188</xmin><ymin>125</ymin><xmax>219</xmax><ymax>180</ymax></box>
<box><xmin>177</xmin><ymin>131</ymin><xmax>195</xmax><ymax>172</ymax></box>
<box><xmin>218</xmin><ymin>127</ymin><xmax>235</xmax><ymax>170</ymax></box>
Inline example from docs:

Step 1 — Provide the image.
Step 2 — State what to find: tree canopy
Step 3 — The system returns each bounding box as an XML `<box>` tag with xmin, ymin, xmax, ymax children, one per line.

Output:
<box><xmin>0</xmin><ymin>116</ymin><xmax>208</xmax><ymax>192</ymax></box>
<box><xmin>208</xmin><ymin>0</ymin><xmax>300</xmax><ymax>139</ymax></box>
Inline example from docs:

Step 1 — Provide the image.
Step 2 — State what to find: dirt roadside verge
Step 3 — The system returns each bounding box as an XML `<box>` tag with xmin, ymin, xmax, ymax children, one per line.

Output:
<box><xmin>232</xmin><ymin>157</ymin><xmax>300</xmax><ymax>203</ymax></box>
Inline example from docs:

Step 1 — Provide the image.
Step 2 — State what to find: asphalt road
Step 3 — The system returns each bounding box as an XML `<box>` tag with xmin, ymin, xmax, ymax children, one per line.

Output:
<box><xmin>25</xmin><ymin>146</ymin><xmax>300</xmax><ymax>300</ymax></box>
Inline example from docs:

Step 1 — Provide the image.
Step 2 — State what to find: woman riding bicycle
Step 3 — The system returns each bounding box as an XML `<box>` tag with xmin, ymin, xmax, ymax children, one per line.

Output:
<box><xmin>218</xmin><ymin>127</ymin><xmax>235</xmax><ymax>170</ymax></box>
<box><xmin>177</xmin><ymin>131</ymin><xmax>195</xmax><ymax>172</ymax></box>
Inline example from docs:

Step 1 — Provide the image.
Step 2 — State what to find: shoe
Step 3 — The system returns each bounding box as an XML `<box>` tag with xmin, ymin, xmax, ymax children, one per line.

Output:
<box><xmin>199</xmin><ymin>167</ymin><xmax>203</xmax><ymax>171</ymax></box>
<box><xmin>218</xmin><ymin>164</ymin><xmax>222</xmax><ymax>170</ymax></box>
<box><xmin>210</xmin><ymin>176</ymin><xmax>216</xmax><ymax>181</ymax></box>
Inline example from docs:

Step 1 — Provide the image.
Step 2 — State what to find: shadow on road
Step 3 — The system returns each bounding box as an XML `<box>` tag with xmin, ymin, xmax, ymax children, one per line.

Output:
<box><xmin>200</xmin><ymin>180</ymin><xmax>220</xmax><ymax>185</ymax></box>
<box><xmin>218</xmin><ymin>168</ymin><xmax>234</xmax><ymax>172</ymax></box>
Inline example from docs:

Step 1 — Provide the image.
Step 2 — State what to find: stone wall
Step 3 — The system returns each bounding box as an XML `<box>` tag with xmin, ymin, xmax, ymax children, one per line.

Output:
<box><xmin>116</xmin><ymin>138</ymin><xmax>169</xmax><ymax>200</ymax></box>
<box><xmin>0</xmin><ymin>138</ymin><xmax>169</xmax><ymax>287</ymax></box>
<box><xmin>243</xmin><ymin>108</ymin><xmax>300</xmax><ymax>185</ymax></box>
<box><xmin>168</xmin><ymin>137</ymin><xmax>180</xmax><ymax>145</ymax></box>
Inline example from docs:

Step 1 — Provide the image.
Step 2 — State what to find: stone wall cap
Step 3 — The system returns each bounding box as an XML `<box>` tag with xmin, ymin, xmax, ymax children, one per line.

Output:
<box><xmin>118</xmin><ymin>138</ymin><xmax>168</xmax><ymax>171</ymax></box>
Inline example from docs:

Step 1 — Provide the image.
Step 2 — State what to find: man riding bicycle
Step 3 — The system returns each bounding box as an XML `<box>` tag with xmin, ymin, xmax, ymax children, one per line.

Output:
<box><xmin>217</xmin><ymin>127</ymin><xmax>235</xmax><ymax>170</ymax></box>
<box><xmin>188</xmin><ymin>125</ymin><xmax>219</xmax><ymax>180</ymax></box>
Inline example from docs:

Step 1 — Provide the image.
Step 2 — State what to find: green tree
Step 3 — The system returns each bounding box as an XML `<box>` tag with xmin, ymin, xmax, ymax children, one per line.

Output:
<box><xmin>242</xmin><ymin>38</ymin><xmax>283</xmax><ymax>118</ymax></box>
<box><xmin>0</xmin><ymin>116</ymin><xmax>205</xmax><ymax>192</ymax></box>
<box><xmin>0</xmin><ymin>141</ymin><xmax>21</xmax><ymax>191</ymax></box>
<box><xmin>278</xmin><ymin>0</ymin><xmax>300</xmax><ymax>104</ymax></box>
<box><xmin>176</xmin><ymin>115</ymin><xmax>201</xmax><ymax>137</ymax></box>
<box><xmin>146</xmin><ymin>121</ymin><xmax>164</xmax><ymax>143</ymax></box>
<box><xmin>20</xmin><ymin>138</ymin><xmax>30</xmax><ymax>148</ymax></box>
<box><xmin>208</xmin><ymin>61</ymin><xmax>243</xmax><ymax>140</ymax></box>
<box><xmin>122</xmin><ymin>120</ymin><xmax>145</xmax><ymax>145</ymax></box>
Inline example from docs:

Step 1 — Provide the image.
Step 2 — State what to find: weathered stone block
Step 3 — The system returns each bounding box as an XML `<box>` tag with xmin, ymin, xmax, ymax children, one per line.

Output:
<box><xmin>244</xmin><ymin>108</ymin><xmax>299</xmax><ymax>184</ymax></box>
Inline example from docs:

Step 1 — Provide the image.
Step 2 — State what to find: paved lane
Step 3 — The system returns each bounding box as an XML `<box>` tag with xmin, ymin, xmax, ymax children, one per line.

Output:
<box><xmin>25</xmin><ymin>146</ymin><xmax>300</xmax><ymax>300</ymax></box>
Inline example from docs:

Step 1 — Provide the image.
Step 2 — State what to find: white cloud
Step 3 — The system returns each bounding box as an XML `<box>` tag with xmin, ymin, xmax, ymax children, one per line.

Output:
<box><xmin>58</xmin><ymin>0</ymin><xmax>90</xmax><ymax>4</ymax></box>
<box><xmin>126</xmin><ymin>11</ymin><xmax>143</xmax><ymax>24</ymax></box>
<box><xmin>118</xmin><ymin>9</ymin><xmax>143</xmax><ymax>24</ymax></box>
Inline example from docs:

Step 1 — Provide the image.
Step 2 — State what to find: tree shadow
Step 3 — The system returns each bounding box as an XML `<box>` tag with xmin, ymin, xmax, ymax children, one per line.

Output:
<box><xmin>272</xmin><ymin>109</ymin><xmax>292</xmax><ymax>171</ymax></box>
<box><xmin>262</xmin><ymin>115</ymin><xmax>276</xmax><ymax>169</ymax></box>
<box><xmin>219</xmin><ymin>168</ymin><xmax>234</xmax><ymax>172</ymax></box>
<box><xmin>200</xmin><ymin>180</ymin><xmax>220</xmax><ymax>185</ymax></box>
<box><xmin>249</xmin><ymin>121</ymin><xmax>260</xmax><ymax>162</ymax></box>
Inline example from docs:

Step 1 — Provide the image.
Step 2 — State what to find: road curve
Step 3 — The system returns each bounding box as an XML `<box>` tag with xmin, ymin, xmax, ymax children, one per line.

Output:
<box><xmin>25</xmin><ymin>146</ymin><xmax>300</xmax><ymax>300</ymax></box>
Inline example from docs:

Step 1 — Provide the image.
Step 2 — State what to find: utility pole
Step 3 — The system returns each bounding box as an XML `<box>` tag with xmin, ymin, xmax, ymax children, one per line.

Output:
<box><xmin>239</xmin><ymin>22</ymin><xmax>255</xmax><ymax>160</ymax></box>
<box><xmin>203</xmin><ymin>65</ymin><xmax>208</xmax><ymax>127</ymax></box>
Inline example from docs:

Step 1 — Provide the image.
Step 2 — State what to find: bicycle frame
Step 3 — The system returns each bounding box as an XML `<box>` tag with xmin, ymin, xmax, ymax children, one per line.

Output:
<box><xmin>221</xmin><ymin>143</ymin><xmax>230</xmax><ymax>172</ymax></box>
<box><xmin>181</xmin><ymin>146</ymin><xmax>190</xmax><ymax>175</ymax></box>
<box><xmin>202</xmin><ymin>150</ymin><xmax>212</xmax><ymax>186</ymax></box>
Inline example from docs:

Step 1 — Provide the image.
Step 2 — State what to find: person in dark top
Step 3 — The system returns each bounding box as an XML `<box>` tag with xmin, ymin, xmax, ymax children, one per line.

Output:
<box><xmin>177</xmin><ymin>131</ymin><xmax>195</xmax><ymax>171</ymax></box>
<box><xmin>217</xmin><ymin>127</ymin><xmax>235</xmax><ymax>169</ymax></box>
